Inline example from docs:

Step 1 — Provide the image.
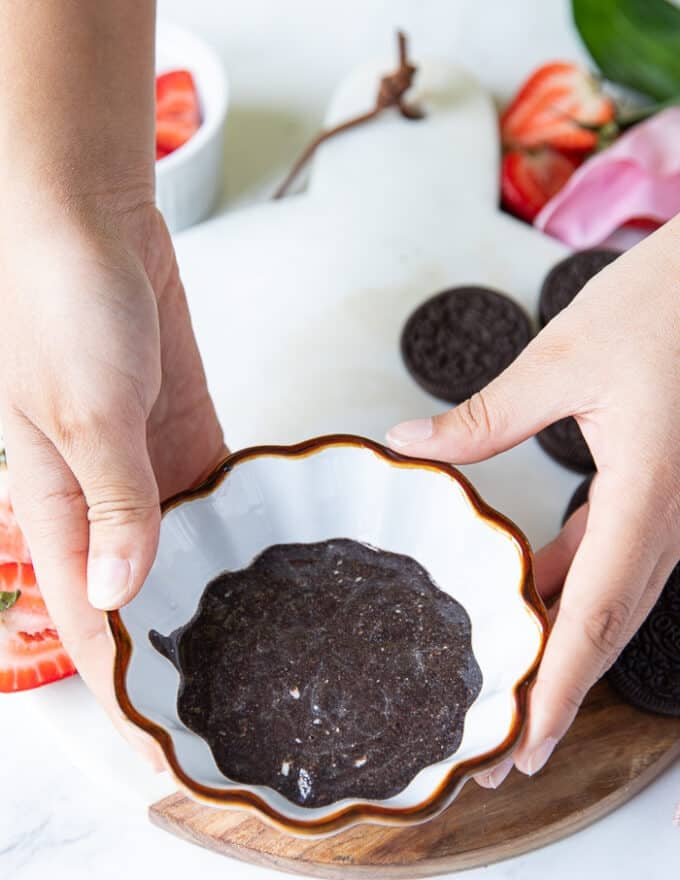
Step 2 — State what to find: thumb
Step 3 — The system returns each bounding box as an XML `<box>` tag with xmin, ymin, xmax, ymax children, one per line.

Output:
<box><xmin>387</xmin><ymin>331</ymin><xmax>586</xmax><ymax>463</ymax></box>
<box><xmin>63</xmin><ymin>419</ymin><xmax>160</xmax><ymax>611</ymax></box>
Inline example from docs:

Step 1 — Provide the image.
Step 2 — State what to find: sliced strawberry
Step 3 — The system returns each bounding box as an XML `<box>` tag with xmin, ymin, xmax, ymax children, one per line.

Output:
<box><xmin>501</xmin><ymin>148</ymin><xmax>580</xmax><ymax>223</ymax></box>
<box><xmin>157</xmin><ymin>69</ymin><xmax>198</xmax><ymax>114</ymax></box>
<box><xmin>156</xmin><ymin>69</ymin><xmax>201</xmax><ymax>155</ymax></box>
<box><xmin>501</xmin><ymin>62</ymin><xmax>615</xmax><ymax>153</ymax></box>
<box><xmin>0</xmin><ymin>464</ymin><xmax>30</xmax><ymax>564</ymax></box>
<box><xmin>156</xmin><ymin>118</ymin><xmax>199</xmax><ymax>153</ymax></box>
<box><xmin>0</xmin><ymin>562</ymin><xmax>76</xmax><ymax>692</ymax></box>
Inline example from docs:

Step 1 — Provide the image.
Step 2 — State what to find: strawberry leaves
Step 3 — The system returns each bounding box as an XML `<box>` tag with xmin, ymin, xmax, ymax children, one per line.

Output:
<box><xmin>0</xmin><ymin>590</ymin><xmax>21</xmax><ymax>612</ymax></box>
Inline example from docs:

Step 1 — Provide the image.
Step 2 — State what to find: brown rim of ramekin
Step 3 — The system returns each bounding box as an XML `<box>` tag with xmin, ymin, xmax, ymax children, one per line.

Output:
<box><xmin>107</xmin><ymin>433</ymin><xmax>549</xmax><ymax>836</ymax></box>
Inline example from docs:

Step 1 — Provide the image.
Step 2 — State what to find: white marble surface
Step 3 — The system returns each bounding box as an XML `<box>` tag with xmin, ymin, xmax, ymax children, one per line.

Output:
<box><xmin>3</xmin><ymin>690</ymin><xmax>680</xmax><ymax>879</ymax></box>
<box><xmin>3</xmin><ymin>1</ymin><xmax>679</xmax><ymax>877</ymax></box>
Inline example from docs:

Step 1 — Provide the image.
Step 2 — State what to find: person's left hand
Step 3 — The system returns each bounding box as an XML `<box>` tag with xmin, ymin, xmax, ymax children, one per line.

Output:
<box><xmin>385</xmin><ymin>217</ymin><xmax>680</xmax><ymax>789</ymax></box>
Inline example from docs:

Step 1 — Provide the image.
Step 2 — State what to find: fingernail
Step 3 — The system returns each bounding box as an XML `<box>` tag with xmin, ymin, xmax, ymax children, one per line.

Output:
<box><xmin>386</xmin><ymin>418</ymin><xmax>433</xmax><ymax>448</ymax></box>
<box><xmin>525</xmin><ymin>737</ymin><xmax>558</xmax><ymax>776</ymax></box>
<box><xmin>479</xmin><ymin>758</ymin><xmax>514</xmax><ymax>789</ymax></box>
<box><xmin>87</xmin><ymin>557</ymin><xmax>132</xmax><ymax>610</ymax></box>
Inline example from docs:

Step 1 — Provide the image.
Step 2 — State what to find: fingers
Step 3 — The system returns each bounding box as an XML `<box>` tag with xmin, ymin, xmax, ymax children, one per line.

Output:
<box><xmin>387</xmin><ymin>328</ymin><xmax>589</xmax><ymax>463</ymax></box>
<box><xmin>3</xmin><ymin>412</ymin><xmax>111</xmax><ymax>694</ymax></box>
<box><xmin>534</xmin><ymin>501</ymin><xmax>589</xmax><ymax>601</ymax></box>
<box><xmin>473</xmin><ymin>757</ymin><xmax>514</xmax><ymax>790</ymax></box>
<box><xmin>474</xmin><ymin>501</ymin><xmax>587</xmax><ymax>791</ymax></box>
<box><xmin>513</xmin><ymin>474</ymin><xmax>664</xmax><ymax>776</ymax></box>
<box><xmin>3</xmin><ymin>411</ymin><xmax>163</xmax><ymax>769</ymax></box>
<box><xmin>56</xmin><ymin>416</ymin><xmax>160</xmax><ymax>610</ymax></box>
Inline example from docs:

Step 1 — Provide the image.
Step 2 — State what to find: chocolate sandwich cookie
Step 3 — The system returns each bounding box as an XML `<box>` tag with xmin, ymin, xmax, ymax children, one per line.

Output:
<box><xmin>539</xmin><ymin>249</ymin><xmax>620</xmax><ymax>326</ymax></box>
<box><xmin>536</xmin><ymin>417</ymin><xmax>594</xmax><ymax>473</ymax></box>
<box><xmin>607</xmin><ymin>562</ymin><xmax>680</xmax><ymax>717</ymax></box>
<box><xmin>401</xmin><ymin>286</ymin><xmax>532</xmax><ymax>404</ymax></box>
<box><xmin>562</xmin><ymin>473</ymin><xmax>595</xmax><ymax>525</ymax></box>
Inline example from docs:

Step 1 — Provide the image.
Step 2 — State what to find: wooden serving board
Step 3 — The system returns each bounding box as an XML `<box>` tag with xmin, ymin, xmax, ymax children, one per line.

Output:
<box><xmin>150</xmin><ymin>679</ymin><xmax>680</xmax><ymax>877</ymax></box>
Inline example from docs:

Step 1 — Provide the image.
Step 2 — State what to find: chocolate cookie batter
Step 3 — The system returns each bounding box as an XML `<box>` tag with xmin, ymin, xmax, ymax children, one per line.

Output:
<box><xmin>150</xmin><ymin>538</ymin><xmax>482</xmax><ymax>808</ymax></box>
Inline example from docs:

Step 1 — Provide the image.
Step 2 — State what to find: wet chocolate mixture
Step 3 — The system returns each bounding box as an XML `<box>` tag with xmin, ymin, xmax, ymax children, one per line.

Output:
<box><xmin>150</xmin><ymin>538</ymin><xmax>482</xmax><ymax>807</ymax></box>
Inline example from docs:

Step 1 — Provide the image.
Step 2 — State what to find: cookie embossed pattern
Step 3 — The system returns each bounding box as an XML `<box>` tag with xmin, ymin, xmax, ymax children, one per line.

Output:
<box><xmin>401</xmin><ymin>286</ymin><xmax>533</xmax><ymax>404</ymax></box>
<box><xmin>607</xmin><ymin>563</ymin><xmax>680</xmax><ymax>718</ymax></box>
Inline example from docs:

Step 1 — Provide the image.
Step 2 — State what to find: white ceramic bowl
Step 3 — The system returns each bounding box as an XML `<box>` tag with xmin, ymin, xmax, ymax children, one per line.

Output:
<box><xmin>155</xmin><ymin>20</ymin><xmax>228</xmax><ymax>232</ymax></box>
<box><xmin>109</xmin><ymin>436</ymin><xmax>547</xmax><ymax>836</ymax></box>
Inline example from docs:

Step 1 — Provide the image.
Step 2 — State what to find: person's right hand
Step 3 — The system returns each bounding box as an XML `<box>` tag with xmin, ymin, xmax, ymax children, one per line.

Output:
<box><xmin>0</xmin><ymin>199</ymin><xmax>226</xmax><ymax>756</ymax></box>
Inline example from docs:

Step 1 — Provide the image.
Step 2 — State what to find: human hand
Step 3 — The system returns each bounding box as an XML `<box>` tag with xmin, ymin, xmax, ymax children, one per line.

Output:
<box><xmin>0</xmin><ymin>201</ymin><xmax>225</xmax><ymax>757</ymax></box>
<box><xmin>386</xmin><ymin>215</ymin><xmax>680</xmax><ymax>786</ymax></box>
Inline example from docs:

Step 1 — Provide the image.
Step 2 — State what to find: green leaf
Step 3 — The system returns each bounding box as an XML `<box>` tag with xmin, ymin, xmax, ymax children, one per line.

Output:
<box><xmin>0</xmin><ymin>590</ymin><xmax>21</xmax><ymax>612</ymax></box>
<box><xmin>572</xmin><ymin>0</ymin><xmax>680</xmax><ymax>100</ymax></box>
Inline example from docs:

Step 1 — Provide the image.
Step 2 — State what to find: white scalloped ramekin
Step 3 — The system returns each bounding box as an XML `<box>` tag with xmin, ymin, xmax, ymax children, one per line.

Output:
<box><xmin>109</xmin><ymin>435</ymin><xmax>547</xmax><ymax>836</ymax></box>
<box><xmin>155</xmin><ymin>20</ymin><xmax>228</xmax><ymax>232</ymax></box>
